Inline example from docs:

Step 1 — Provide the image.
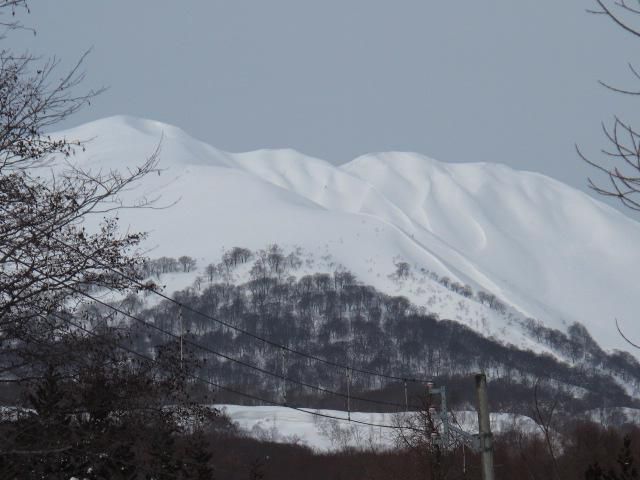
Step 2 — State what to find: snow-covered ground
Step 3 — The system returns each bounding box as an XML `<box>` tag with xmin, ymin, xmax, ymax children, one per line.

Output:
<box><xmin>50</xmin><ymin>115</ymin><xmax>640</xmax><ymax>357</ymax></box>
<box><xmin>217</xmin><ymin>404</ymin><xmax>540</xmax><ymax>452</ymax></box>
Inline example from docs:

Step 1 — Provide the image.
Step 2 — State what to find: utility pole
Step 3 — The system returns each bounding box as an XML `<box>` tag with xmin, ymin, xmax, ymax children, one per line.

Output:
<box><xmin>430</xmin><ymin>374</ymin><xmax>495</xmax><ymax>479</ymax></box>
<box><xmin>475</xmin><ymin>373</ymin><xmax>495</xmax><ymax>480</ymax></box>
<box><xmin>439</xmin><ymin>385</ymin><xmax>449</xmax><ymax>442</ymax></box>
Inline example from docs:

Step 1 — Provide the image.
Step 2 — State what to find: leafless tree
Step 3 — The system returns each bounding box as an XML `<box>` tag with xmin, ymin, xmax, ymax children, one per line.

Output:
<box><xmin>0</xmin><ymin>0</ymin><xmax>160</xmax><ymax>388</ymax></box>
<box><xmin>178</xmin><ymin>255</ymin><xmax>197</xmax><ymax>272</ymax></box>
<box><xmin>577</xmin><ymin>2</ymin><xmax>640</xmax><ymax>356</ymax></box>
<box><xmin>0</xmin><ymin>1</ymin><xmax>30</xmax><ymax>35</ymax></box>
<box><xmin>578</xmin><ymin>1</ymin><xmax>640</xmax><ymax>211</ymax></box>
<box><xmin>394</xmin><ymin>393</ymin><xmax>448</xmax><ymax>480</ymax></box>
<box><xmin>205</xmin><ymin>263</ymin><xmax>218</xmax><ymax>282</ymax></box>
<box><xmin>0</xmin><ymin>4</ymin><xmax>231</xmax><ymax>476</ymax></box>
<box><xmin>533</xmin><ymin>379</ymin><xmax>562</xmax><ymax>480</ymax></box>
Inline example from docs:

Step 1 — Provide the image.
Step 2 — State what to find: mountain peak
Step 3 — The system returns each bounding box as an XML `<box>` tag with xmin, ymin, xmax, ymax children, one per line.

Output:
<box><xmin>50</xmin><ymin>116</ymin><xmax>640</xmax><ymax>356</ymax></box>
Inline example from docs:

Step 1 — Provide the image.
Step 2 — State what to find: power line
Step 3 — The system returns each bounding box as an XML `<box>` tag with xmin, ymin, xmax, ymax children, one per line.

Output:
<box><xmin>2</xmin><ymin>249</ymin><xmax>420</xmax><ymax>411</ymax></box>
<box><xmin>49</xmin><ymin>311</ymin><xmax>424</xmax><ymax>434</ymax></box>
<box><xmin>0</xmin><ymin>214</ymin><xmax>432</xmax><ymax>384</ymax></box>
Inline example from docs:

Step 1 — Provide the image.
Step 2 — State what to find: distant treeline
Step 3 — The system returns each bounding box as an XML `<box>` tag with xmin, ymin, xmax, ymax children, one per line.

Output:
<box><xmin>120</xmin><ymin>245</ymin><xmax>640</xmax><ymax>417</ymax></box>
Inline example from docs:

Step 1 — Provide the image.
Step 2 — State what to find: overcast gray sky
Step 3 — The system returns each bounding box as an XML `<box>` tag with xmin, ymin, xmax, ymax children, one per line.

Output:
<box><xmin>9</xmin><ymin>1</ymin><xmax>640</xmax><ymax>210</ymax></box>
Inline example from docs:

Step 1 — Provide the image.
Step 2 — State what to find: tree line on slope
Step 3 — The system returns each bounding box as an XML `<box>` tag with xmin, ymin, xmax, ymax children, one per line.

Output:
<box><xmin>122</xmin><ymin>245</ymin><xmax>640</xmax><ymax>417</ymax></box>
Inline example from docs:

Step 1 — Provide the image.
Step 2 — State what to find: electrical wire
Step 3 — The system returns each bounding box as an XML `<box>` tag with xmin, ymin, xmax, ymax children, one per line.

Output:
<box><xmin>49</xmin><ymin>311</ymin><xmax>425</xmax><ymax>433</ymax></box>
<box><xmin>2</xmin><ymin>249</ymin><xmax>421</xmax><ymax>411</ymax></box>
<box><xmin>2</xmin><ymin>216</ymin><xmax>433</xmax><ymax>384</ymax></box>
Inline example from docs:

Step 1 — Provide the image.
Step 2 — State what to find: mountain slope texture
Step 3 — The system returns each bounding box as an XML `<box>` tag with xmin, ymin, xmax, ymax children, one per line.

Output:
<box><xmin>52</xmin><ymin>115</ymin><xmax>640</xmax><ymax>357</ymax></box>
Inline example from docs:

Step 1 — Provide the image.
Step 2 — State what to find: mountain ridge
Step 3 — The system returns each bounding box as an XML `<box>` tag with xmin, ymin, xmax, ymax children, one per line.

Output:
<box><xmin>51</xmin><ymin>115</ymin><xmax>640</xmax><ymax>357</ymax></box>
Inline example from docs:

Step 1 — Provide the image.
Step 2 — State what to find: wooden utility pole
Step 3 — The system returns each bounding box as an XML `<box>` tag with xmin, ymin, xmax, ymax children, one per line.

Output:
<box><xmin>475</xmin><ymin>373</ymin><xmax>495</xmax><ymax>480</ymax></box>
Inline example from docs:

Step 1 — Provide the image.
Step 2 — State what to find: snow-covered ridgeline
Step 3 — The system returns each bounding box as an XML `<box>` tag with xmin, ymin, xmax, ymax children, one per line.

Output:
<box><xmin>52</xmin><ymin>115</ymin><xmax>640</xmax><ymax>357</ymax></box>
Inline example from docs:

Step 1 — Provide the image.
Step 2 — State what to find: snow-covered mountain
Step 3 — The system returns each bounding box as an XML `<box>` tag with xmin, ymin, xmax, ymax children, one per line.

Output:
<box><xmin>52</xmin><ymin>115</ymin><xmax>640</xmax><ymax>357</ymax></box>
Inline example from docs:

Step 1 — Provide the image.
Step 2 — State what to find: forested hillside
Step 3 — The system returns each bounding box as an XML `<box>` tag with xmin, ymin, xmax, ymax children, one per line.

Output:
<box><xmin>109</xmin><ymin>245</ymin><xmax>640</xmax><ymax>417</ymax></box>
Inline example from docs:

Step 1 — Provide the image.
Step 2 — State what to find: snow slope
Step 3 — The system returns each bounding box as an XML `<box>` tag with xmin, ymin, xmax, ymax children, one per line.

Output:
<box><xmin>51</xmin><ymin>115</ymin><xmax>640</xmax><ymax>355</ymax></box>
<box><xmin>217</xmin><ymin>405</ymin><xmax>539</xmax><ymax>452</ymax></box>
